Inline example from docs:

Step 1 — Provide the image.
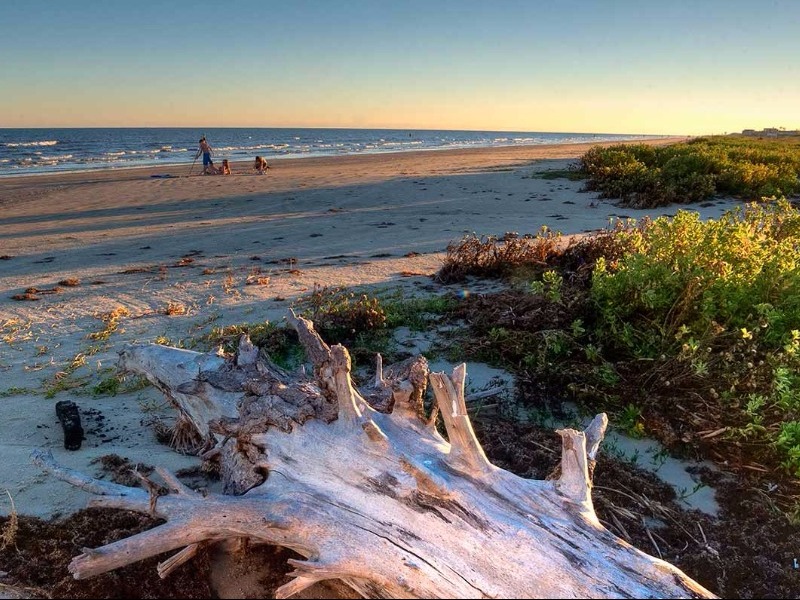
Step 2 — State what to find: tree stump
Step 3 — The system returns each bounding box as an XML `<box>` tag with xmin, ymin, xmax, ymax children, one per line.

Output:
<box><xmin>33</xmin><ymin>311</ymin><xmax>716</xmax><ymax>598</ymax></box>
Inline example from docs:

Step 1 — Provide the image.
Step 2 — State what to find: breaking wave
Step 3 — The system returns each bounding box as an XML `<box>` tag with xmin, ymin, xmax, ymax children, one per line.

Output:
<box><xmin>4</xmin><ymin>140</ymin><xmax>58</xmax><ymax>147</ymax></box>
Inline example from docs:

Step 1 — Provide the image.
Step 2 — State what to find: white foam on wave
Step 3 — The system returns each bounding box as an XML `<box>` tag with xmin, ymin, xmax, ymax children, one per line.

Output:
<box><xmin>5</xmin><ymin>140</ymin><xmax>58</xmax><ymax>147</ymax></box>
<box><xmin>378</xmin><ymin>140</ymin><xmax>424</xmax><ymax>147</ymax></box>
<box><xmin>215</xmin><ymin>143</ymin><xmax>289</xmax><ymax>153</ymax></box>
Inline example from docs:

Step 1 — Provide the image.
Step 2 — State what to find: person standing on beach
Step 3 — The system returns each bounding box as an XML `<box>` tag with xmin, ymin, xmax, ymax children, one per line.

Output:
<box><xmin>196</xmin><ymin>136</ymin><xmax>214</xmax><ymax>174</ymax></box>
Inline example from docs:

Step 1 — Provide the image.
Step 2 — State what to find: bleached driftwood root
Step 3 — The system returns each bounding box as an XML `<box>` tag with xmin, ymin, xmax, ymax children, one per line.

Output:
<box><xmin>33</xmin><ymin>311</ymin><xmax>715</xmax><ymax>599</ymax></box>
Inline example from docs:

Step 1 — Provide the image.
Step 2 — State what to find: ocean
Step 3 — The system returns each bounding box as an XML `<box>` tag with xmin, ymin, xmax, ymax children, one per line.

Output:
<box><xmin>0</xmin><ymin>127</ymin><xmax>665</xmax><ymax>177</ymax></box>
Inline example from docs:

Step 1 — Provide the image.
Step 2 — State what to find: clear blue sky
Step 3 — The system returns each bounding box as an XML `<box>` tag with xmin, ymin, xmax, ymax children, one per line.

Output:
<box><xmin>2</xmin><ymin>0</ymin><xmax>798</xmax><ymax>134</ymax></box>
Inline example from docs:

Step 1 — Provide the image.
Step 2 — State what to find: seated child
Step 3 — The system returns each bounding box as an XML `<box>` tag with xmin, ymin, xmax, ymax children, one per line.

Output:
<box><xmin>205</xmin><ymin>159</ymin><xmax>231</xmax><ymax>175</ymax></box>
<box><xmin>254</xmin><ymin>156</ymin><xmax>269</xmax><ymax>174</ymax></box>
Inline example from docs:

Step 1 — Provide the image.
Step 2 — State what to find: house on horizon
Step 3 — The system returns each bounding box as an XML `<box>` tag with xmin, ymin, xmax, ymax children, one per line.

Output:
<box><xmin>741</xmin><ymin>127</ymin><xmax>799</xmax><ymax>137</ymax></box>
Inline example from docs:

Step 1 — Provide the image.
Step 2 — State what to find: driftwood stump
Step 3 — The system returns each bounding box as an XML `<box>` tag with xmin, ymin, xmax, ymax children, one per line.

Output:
<box><xmin>33</xmin><ymin>311</ymin><xmax>715</xmax><ymax>598</ymax></box>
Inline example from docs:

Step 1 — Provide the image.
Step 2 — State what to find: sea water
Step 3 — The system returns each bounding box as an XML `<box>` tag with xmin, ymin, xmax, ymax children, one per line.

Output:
<box><xmin>0</xmin><ymin>127</ymin><xmax>665</xmax><ymax>177</ymax></box>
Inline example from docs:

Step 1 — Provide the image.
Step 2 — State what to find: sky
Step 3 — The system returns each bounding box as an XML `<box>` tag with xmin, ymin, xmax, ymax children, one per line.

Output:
<box><xmin>1</xmin><ymin>0</ymin><xmax>798</xmax><ymax>135</ymax></box>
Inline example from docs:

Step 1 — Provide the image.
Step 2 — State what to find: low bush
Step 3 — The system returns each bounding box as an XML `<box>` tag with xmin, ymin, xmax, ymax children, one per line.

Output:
<box><xmin>435</xmin><ymin>228</ymin><xmax>562</xmax><ymax>283</ymax></box>
<box><xmin>445</xmin><ymin>201</ymin><xmax>800</xmax><ymax>487</ymax></box>
<box><xmin>579</xmin><ymin>136</ymin><xmax>800</xmax><ymax>207</ymax></box>
<box><xmin>591</xmin><ymin>200</ymin><xmax>800</xmax><ymax>475</ymax></box>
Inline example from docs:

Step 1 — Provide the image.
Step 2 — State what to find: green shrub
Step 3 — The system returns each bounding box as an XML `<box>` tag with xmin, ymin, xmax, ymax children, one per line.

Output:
<box><xmin>592</xmin><ymin>200</ymin><xmax>800</xmax><ymax>355</ymax></box>
<box><xmin>300</xmin><ymin>286</ymin><xmax>387</xmax><ymax>343</ymax></box>
<box><xmin>589</xmin><ymin>200</ymin><xmax>800</xmax><ymax>475</ymax></box>
<box><xmin>296</xmin><ymin>287</ymin><xmax>458</xmax><ymax>365</ymax></box>
<box><xmin>457</xmin><ymin>201</ymin><xmax>800</xmax><ymax>482</ymax></box>
<box><xmin>580</xmin><ymin>136</ymin><xmax>800</xmax><ymax>207</ymax></box>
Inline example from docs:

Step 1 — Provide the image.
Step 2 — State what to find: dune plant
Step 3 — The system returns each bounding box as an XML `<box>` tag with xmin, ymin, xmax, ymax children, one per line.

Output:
<box><xmin>592</xmin><ymin>200</ymin><xmax>800</xmax><ymax>355</ymax></box>
<box><xmin>589</xmin><ymin>200</ymin><xmax>800</xmax><ymax>475</ymax></box>
<box><xmin>580</xmin><ymin>136</ymin><xmax>800</xmax><ymax>207</ymax></box>
<box><xmin>442</xmin><ymin>201</ymin><xmax>800</xmax><ymax>482</ymax></box>
<box><xmin>436</xmin><ymin>228</ymin><xmax>562</xmax><ymax>283</ymax></box>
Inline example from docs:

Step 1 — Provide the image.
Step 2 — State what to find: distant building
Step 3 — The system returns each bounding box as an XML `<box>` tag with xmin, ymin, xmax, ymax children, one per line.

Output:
<box><xmin>740</xmin><ymin>127</ymin><xmax>799</xmax><ymax>137</ymax></box>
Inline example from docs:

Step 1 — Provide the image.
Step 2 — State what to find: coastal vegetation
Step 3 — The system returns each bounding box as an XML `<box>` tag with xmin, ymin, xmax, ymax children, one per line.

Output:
<box><xmin>6</xmin><ymin>136</ymin><xmax>800</xmax><ymax>597</ymax></box>
<box><xmin>189</xmin><ymin>203</ymin><xmax>800</xmax><ymax>498</ymax></box>
<box><xmin>5</xmin><ymin>209</ymin><xmax>800</xmax><ymax>598</ymax></box>
<box><xmin>577</xmin><ymin>135</ymin><xmax>800</xmax><ymax>208</ymax></box>
<box><xmin>438</xmin><ymin>202</ymin><xmax>800</xmax><ymax>502</ymax></box>
<box><xmin>197</xmin><ymin>287</ymin><xmax>458</xmax><ymax>369</ymax></box>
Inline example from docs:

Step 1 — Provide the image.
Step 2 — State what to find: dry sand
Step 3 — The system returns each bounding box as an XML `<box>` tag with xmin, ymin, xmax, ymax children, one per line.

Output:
<box><xmin>0</xmin><ymin>137</ymin><xmax>739</xmax><ymax>522</ymax></box>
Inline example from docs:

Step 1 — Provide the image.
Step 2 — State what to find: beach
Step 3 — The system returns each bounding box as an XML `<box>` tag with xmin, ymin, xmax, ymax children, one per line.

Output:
<box><xmin>1</xmin><ymin>136</ymin><xmax>747</xmax><ymax>520</ymax></box>
<box><xmin>0</xmin><ymin>137</ymin><xmax>758</xmax><ymax>598</ymax></box>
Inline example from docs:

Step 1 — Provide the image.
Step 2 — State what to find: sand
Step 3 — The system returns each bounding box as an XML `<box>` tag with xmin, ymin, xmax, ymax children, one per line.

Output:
<box><xmin>0</xmin><ymin>137</ymin><xmax>742</xmax><ymax>524</ymax></box>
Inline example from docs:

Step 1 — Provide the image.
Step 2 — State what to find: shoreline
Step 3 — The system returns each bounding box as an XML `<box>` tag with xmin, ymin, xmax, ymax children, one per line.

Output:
<box><xmin>0</xmin><ymin>131</ymin><xmax>678</xmax><ymax>180</ymax></box>
<box><xmin>0</xmin><ymin>137</ymin><xmax>687</xmax><ymax>187</ymax></box>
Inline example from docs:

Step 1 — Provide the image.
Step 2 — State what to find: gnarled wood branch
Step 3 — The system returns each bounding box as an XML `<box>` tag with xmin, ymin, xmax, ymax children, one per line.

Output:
<box><xmin>35</xmin><ymin>314</ymin><xmax>716</xmax><ymax>599</ymax></box>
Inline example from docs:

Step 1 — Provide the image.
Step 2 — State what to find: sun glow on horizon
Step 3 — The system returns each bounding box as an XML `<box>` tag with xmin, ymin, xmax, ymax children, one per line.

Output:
<box><xmin>1</xmin><ymin>1</ymin><xmax>799</xmax><ymax>136</ymax></box>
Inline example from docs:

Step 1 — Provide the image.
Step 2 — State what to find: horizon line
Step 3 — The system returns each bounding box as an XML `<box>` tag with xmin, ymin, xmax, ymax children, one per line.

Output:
<box><xmin>0</xmin><ymin>125</ymin><xmax>680</xmax><ymax>137</ymax></box>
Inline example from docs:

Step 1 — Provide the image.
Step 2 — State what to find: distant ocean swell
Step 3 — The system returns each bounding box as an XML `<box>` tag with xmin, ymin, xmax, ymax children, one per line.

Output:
<box><xmin>0</xmin><ymin>128</ymin><xmax>666</xmax><ymax>176</ymax></box>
